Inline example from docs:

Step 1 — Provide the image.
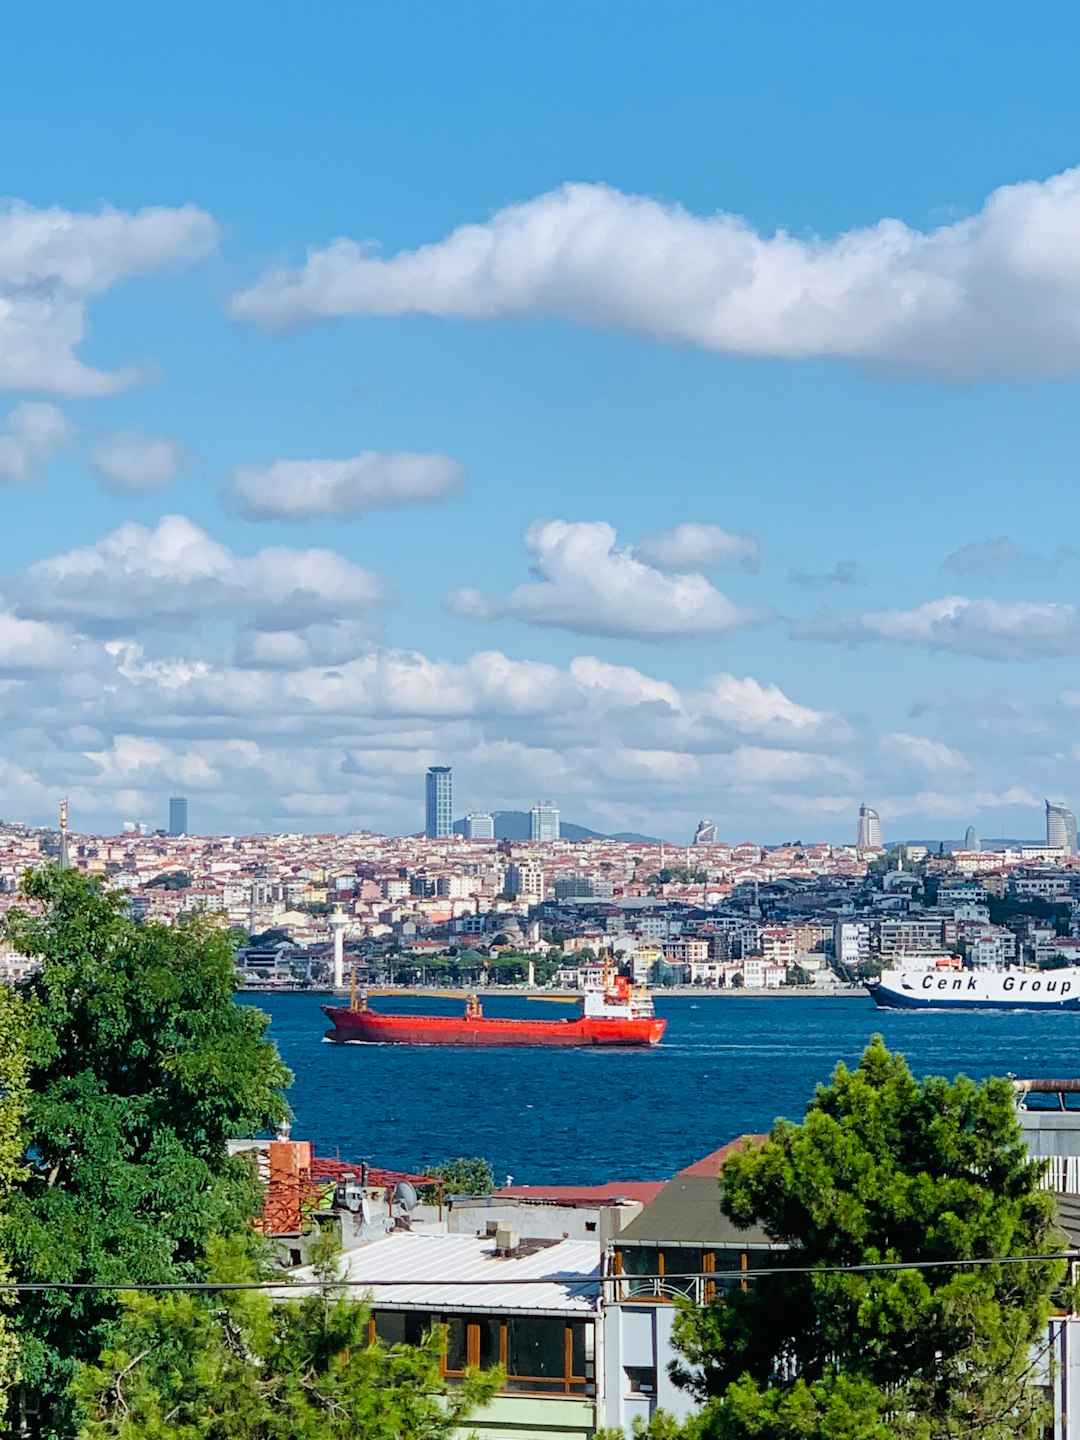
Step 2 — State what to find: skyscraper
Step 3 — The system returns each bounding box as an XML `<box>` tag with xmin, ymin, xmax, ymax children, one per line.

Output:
<box><xmin>168</xmin><ymin>795</ymin><xmax>188</xmax><ymax>837</ymax></box>
<box><xmin>963</xmin><ymin>825</ymin><xmax>980</xmax><ymax>853</ymax></box>
<box><xmin>464</xmin><ymin>811</ymin><xmax>495</xmax><ymax>840</ymax></box>
<box><xmin>692</xmin><ymin>819</ymin><xmax>717</xmax><ymax>845</ymax></box>
<box><xmin>1046</xmin><ymin>799</ymin><xmax>1077</xmax><ymax>854</ymax></box>
<box><xmin>857</xmin><ymin>804</ymin><xmax>882</xmax><ymax>852</ymax></box>
<box><xmin>530</xmin><ymin>801</ymin><xmax>560</xmax><ymax>842</ymax></box>
<box><xmin>425</xmin><ymin>766</ymin><xmax>453</xmax><ymax>838</ymax></box>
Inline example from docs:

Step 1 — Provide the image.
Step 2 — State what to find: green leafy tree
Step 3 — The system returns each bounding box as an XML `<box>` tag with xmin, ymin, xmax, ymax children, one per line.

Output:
<box><xmin>3</xmin><ymin>866</ymin><xmax>293</xmax><ymax>1436</ymax></box>
<box><xmin>0</xmin><ymin>987</ymin><xmax>28</xmax><ymax>1426</ymax></box>
<box><xmin>420</xmin><ymin>1156</ymin><xmax>495</xmax><ymax>1196</ymax></box>
<box><xmin>73</xmin><ymin>1236</ymin><xmax>500</xmax><ymax>1439</ymax></box>
<box><xmin>669</xmin><ymin>1038</ymin><xmax>1067</xmax><ymax>1438</ymax></box>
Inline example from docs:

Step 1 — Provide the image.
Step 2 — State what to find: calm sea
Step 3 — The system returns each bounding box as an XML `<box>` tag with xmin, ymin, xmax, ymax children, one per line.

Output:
<box><xmin>238</xmin><ymin>991</ymin><xmax>1080</xmax><ymax>1186</ymax></box>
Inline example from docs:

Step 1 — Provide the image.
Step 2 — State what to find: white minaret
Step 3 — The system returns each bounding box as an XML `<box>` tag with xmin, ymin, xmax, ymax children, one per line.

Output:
<box><xmin>329</xmin><ymin>906</ymin><xmax>348</xmax><ymax>990</ymax></box>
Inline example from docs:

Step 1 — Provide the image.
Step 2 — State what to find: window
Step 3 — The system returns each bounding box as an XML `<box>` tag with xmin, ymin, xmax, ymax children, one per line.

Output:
<box><xmin>373</xmin><ymin>1311</ymin><xmax>593</xmax><ymax>1395</ymax></box>
<box><xmin>625</xmin><ymin>1365</ymin><xmax>657</xmax><ymax>1396</ymax></box>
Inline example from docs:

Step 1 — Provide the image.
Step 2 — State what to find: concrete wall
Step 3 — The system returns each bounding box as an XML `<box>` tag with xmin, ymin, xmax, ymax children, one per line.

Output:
<box><xmin>602</xmin><ymin>1303</ymin><xmax>697</xmax><ymax>1433</ymax></box>
<box><xmin>466</xmin><ymin>1393</ymin><xmax>596</xmax><ymax>1439</ymax></box>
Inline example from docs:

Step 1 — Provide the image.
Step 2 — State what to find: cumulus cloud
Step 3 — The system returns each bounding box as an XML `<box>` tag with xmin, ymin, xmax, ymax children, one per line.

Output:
<box><xmin>940</xmin><ymin>535</ymin><xmax>1074</xmax><ymax>577</ymax></box>
<box><xmin>90</xmin><ymin>429</ymin><xmax>195</xmax><ymax>494</ymax></box>
<box><xmin>791</xmin><ymin>560</ymin><xmax>864</xmax><ymax>587</ymax></box>
<box><xmin>636</xmin><ymin>522</ymin><xmax>761</xmax><ymax>572</ymax></box>
<box><xmin>233</xmin><ymin>168</ymin><xmax>1080</xmax><ymax>381</ymax></box>
<box><xmin>879</xmin><ymin>731</ymin><xmax>970</xmax><ymax>774</ymax></box>
<box><xmin>792</xmin><ymin>595</ymin><xmax>1080</xmax><ymax>661</ymax></box>
<box><xmin>232</xmin><ymin>450</ymin><xmax>467</xmax><ymax>520</ymax></box>
<box><xmin>445</xmin><ymin>519</ymin><xmax>769</xmax><ymax>639</ymax></box>
<box><xmin>0</xmin><ymin>402</ymin><xmax>70</xmax><ymax>482</ymax></box>
<box><xmin>10</xmin><ymin>513</ymin><xmax>388</xmax><ymax>631</ymax></box>
<box><xmin>0</xmin><ymin>200</ymin><xmax>217</xmax><ymax>394</ymax></box>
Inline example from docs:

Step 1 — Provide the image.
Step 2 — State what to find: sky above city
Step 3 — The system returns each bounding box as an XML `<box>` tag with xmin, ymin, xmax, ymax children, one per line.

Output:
<box><xmin>2</xmin><ymin>1</ymin><xmax>1080</xmax><ymax>842</ymax></box>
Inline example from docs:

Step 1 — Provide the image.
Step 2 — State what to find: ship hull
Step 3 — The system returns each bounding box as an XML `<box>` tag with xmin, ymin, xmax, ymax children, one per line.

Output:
<box><xmin>869</xmin><ymin>968</ymin><xmax>1080</xmax><ymax>1011</ymax></box>
<box><xmin>321</xmin><ymin>1006</ymin><xmax>666</xmax><ymax>1047</ymax></box>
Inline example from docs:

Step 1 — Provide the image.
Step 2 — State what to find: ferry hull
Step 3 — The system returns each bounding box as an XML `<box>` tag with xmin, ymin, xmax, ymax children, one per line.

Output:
<box><xmin>321</xmin><ymin>1006</ymin><xmax>666</xmax><ymax>1047</ymax></box>
<box><xmin>869</xmin><ymin>968</ymin><xmax>1080</xmax><ymax>1012</ymax></box>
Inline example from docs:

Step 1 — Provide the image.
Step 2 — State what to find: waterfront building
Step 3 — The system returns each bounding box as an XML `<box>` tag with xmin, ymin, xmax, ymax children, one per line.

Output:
<box><xmin>856</xmin><ymin>804</ymin><xmax>882</xmax><ymax>852</ymax></box>
<box><xmin>425</xmin><ymin>766</ymin><xmax>453</xmax><ymax>839</ymax></box>
<box><xmin>168</xmin><ymin>795</ymin><xmax>188</xmax><ymax>837</ymax></box>
<box><xmin>530</xmin><ymin>802</ymin><xmax>560</xmax><ymax>843</ymax></box>
<box><xmin>465</xmin><ymin>811</ymin><xmax>495</xmax><ymax>840</ymax></box>
<box><xmin>1046</xmin><ymin>799</ymin><xmax>1078</xmax><ymax>855</ymax></box>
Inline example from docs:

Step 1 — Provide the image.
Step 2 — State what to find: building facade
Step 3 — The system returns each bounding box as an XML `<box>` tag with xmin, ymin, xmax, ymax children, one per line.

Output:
<box><xmin>856</xmin><ymin>804</ymin><xmax>882</xmax><ymax>852</ymax></box>
<box><xmin>530</xmin><ymin>803</ymin><xmax>561</xmax><ymax>843</ymax></box>
<box><xmin>425</xmin><ymin>766</ymin><xmax>453</xmax><ymax>839</ymax></box>
<box><xmin>1046</xmin><ymin>800</ymin><xmax>1078</xmax><ymax>855</ymax></box>
<box><xmin>465</xmin><ymin>811</ymin><xmax>496</xmax><ymax>840</ymax></box>
<box><xmin>168</xmin><ymin>795</ymin><xmax>188</xmax><ymax>837</ymax></box>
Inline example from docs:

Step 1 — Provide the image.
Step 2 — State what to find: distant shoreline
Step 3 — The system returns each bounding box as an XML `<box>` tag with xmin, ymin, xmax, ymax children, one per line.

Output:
<box><xmin>238</xmin><ymin>984</ymin><xmax>868</xmax><ymax>1001</ymax></box>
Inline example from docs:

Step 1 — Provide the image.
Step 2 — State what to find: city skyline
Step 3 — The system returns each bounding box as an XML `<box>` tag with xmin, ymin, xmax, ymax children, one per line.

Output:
<box><xmin>1</xmin><ymin>6</ymin><xmax>1080</xmax><ymax>840</ymax></box>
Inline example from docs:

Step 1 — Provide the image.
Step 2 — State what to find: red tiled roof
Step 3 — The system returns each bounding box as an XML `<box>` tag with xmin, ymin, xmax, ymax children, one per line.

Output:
<box><xmin>677</xmin><ymin>1134</ymin><xmax>767</xmax><ymax>1178</ymax></box>
<box><xmin>493</xmin><ymin>1182</ymin><xmax>665</xmax><ymax>1207</ymax></box>
<box><xmin>311</xmin><ymin>1156</ymin><xmax>431</xmax><ymax>1188</ymax></box>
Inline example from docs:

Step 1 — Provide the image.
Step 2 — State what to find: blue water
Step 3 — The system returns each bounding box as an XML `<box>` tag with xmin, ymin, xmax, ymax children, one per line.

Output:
<box><xmin>238</xmin><ymin>992</ymin><xmax>1080</xmax><ymax>1185</ymax></box>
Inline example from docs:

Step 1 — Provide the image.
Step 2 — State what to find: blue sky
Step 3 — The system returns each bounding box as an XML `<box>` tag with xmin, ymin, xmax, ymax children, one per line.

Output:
<box><xmin>1</xmin><ymin>0</ymin><xmax>1080</xmax><ymax>840</ymax></box>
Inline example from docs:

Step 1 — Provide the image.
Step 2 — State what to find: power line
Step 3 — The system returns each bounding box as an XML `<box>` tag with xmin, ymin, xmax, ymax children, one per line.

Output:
<box><xmin>0</xmin><ymin>1250</ymin><xmax>1073</xmax><ymax>1294</ymax></box>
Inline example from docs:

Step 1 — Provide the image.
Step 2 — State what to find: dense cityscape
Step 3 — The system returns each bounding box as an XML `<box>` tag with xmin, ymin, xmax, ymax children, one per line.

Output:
<box><xmin>2</xmin><ymin>770</ymin><xmax>1078</xmax><ymax>1002</ymax></box>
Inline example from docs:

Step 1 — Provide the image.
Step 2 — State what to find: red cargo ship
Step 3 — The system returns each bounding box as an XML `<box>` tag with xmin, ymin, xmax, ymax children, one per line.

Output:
<box><xmin>322</xmin><ymin>975</ymin><xmax>665</xmax><ymax>1048</ymax></box>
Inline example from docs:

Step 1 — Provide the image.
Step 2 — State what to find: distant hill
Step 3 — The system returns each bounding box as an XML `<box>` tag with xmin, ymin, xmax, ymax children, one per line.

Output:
<box><xmin>453</xmin><ymin>811</ymin><xmax>666</xmax><ymax>845</ymax></box>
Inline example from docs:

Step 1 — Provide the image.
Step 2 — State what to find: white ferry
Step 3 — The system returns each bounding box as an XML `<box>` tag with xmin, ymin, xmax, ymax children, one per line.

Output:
<box><xmin>869</xmin><ymin>965</ymin><xmax>1080</xmax><ymax>1011</ymax></box>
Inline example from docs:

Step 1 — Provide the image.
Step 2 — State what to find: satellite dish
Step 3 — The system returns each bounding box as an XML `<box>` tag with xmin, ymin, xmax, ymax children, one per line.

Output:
<box><xmin>393</xmin><ymin>1181</ymin><xmax>418</xmax><ymax>1213</ymax></box>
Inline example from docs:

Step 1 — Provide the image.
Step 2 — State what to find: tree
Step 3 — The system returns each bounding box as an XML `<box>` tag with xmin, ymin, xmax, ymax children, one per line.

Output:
<box><xmin>2</xmin><ymin>866</ymin><xmax>293</xmax><ymax>1436</ymax></box>
<box><xmin>668</xmin><ymin>1038</ymin><xmax>1067</xmax><ymax>1438</ymax></box>
<box><xmin>0</xmin><ymin>987</ymin><xmax>28</xmax><ymax>1429</ymax></box>
<box><xmin>73</xmin><ymin>1236</ymin><xmax>500</xmax><ymax>1439</ymax></box>
<box><xmin>420</xmin><ymin>1156</ymin><xmax>495</xmax><ymax>1196</ymax></box>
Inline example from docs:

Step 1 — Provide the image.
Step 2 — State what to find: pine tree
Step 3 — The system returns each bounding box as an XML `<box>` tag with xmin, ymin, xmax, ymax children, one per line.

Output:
<box><xmin>667</xmin><ymin>1038</ymin><xmax>1069</xmax><ymax>1439</ymax></box>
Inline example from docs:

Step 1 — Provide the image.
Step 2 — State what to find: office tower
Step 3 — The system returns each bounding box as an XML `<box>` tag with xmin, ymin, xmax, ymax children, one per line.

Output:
<box><xmin>425</xmin><ymin>766</ymin><xmax>453</xmax><ymax>839</ymax></box>
<box><xmin>856</xmin><ymin>804</ymin><xmax>882</xmax><ymax>852</ymax></box>
<box><xmin>1046</xmin><ymin>800</ymin><xmax>1078</xmax><ymax>854</ymax></box>
<box><xmin>530</xmin><ymin>801</ymin><xmax>560</xmax><ymax>842</ymax></box>
<box><xmin>964</xmin><ymin>825</ymin><xmax>980</xmax><ymax>853</ymax></box>
<box><xmin>464</xmin><ymin>811</ymin><xmax>495</xmax><ymax>840</ymax></box>
<box><xmin>169</xmin><ymin>795</ymin><xmax>188</xmax><ymax>837</ymax></box>
<box><xmin>692</xmin><ymin>819</ymin><xmax>717</xmax><ymax>845</ymax></box>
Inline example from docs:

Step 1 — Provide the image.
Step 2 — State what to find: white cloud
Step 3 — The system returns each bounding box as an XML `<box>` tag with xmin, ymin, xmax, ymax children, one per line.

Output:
<box><xmin>0</xmin><ymin>200</ymin><xmax>217</xmax><ymax>394</ymax></box>
<box><xmin>90</xmin><ymin>429</ymin><xmax>194</xmax><ymax>494</ymax></box>
<box><xmin>940</xmin><ymin>535</ymin><xmax>1074</xmax><ymax>577</ymax></box>
<box><xmin>445</xmin><ymin>519</ymin><xmax>769</xmax><ymax>639</ymax></box>
<box><xmin>636</xmin><ymin>522</ymin><xmax>761</xmax><ymax>572</ymax></box>
<box><xmin>232</xmin><ymin>450</ymin><xmax>467</xmax><ymax>519</ymax></box>
<box><xmin>879</xmin><ymin>732</ymin><xmax>970</xmax><ymax>774</ymax></box>
<box><xmin>792</xmin><ymin>595</ymin><xmax>1080</xmax><ymax>661</ymax></box>
<box><xmin>791</xmin><ymin>560</ymin><xmax>864</xmax><ymax>587</ymax></box>
<box><xmin>10</xmin><ymin>514</ymin><xmax>388</xmax><ymax>631</ymax></box>
<box><xmin>0</xmin><ymin>402</ymin><xmax>70</xmax><ymax>482</ymax></box>
<box><xmin>233</xmin><ymin>168</ymin><xmax>1080</xmax><ymax>382</ymax></box>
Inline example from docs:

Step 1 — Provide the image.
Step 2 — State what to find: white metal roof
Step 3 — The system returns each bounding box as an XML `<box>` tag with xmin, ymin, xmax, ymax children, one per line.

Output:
<box><xmin>283</xmin><ymin>1232</ymin><xmax>600</xmax><ymax>1316</ymax></box>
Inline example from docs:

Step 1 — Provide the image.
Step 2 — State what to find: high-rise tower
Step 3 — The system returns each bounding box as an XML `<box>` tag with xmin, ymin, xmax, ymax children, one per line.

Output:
<box><xmin>963</xmin><ymin>825</ymin><xmax>980</xmax><ymax>853</ymax></box>
<box><xmin>168</xmin><ymin>796</ymin><xmax>188</xmax><ymax>837</ymax></box>
<box><xmin>530</xmin><ymin>801</ymin><xmax>560</xmax><ymax>842</ymax></box>
<box><xmin>425</xmin><ymin>766</ymin><xmax>453</xmax><ymax>838</ymax></box>
<box><xmin>1046</xmin><ymin>800</ymin><xmax>1077</xmax><ymax>854</ymax></box>
<box><xmin>857</xmin><ymin>804</ymin><xmax>882</xmax><ymax>852</ymax></box>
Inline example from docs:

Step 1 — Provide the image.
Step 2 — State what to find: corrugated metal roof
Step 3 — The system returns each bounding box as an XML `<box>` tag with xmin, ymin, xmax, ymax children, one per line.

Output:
<box><xmin>284</xmin><ymin>1232</ymin><xmax>600</xmax><ymax>1315</ymax></box>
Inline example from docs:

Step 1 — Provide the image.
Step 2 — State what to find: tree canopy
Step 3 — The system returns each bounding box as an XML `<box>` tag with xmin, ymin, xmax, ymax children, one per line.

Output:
<box><xmin>666</xmin><ymin>1037</ymin><xmax>1068</xmax><ymax>1439</ymax></box>
<box><xmin>420</xmin><ymin>1156</ymin><xmax>495</xmax><ymax>1196</ymax></box>
<box><xmin>74</xmin><ymin>1236</ymin><xmax>500</xmax><ymax>1440</ymax></box>
<box><xmin>2</xmin><ymin>866</ymin><xmax>292</xmax><ymax>1435</ymax></box>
